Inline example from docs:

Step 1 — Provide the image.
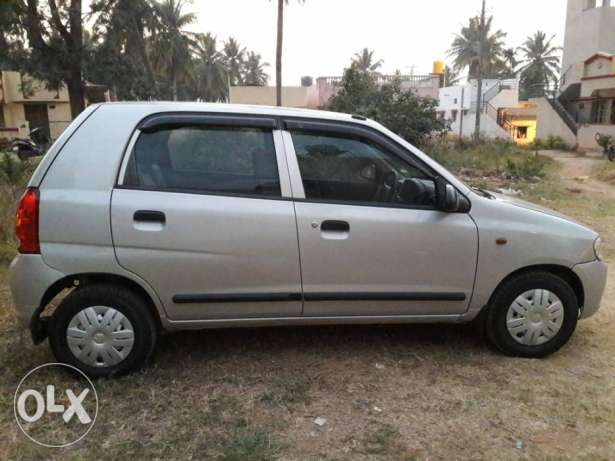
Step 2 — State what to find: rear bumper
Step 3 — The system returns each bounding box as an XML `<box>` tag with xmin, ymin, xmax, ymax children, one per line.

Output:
<box><xmin>9</xmin><ymin>254</ymin><xmax>65</xmax><ymax>329</ymax></box>
<box><xmin>573</xmin><ymin>259</ymin><xmax>608</xmax><ymax>319</ymax></box>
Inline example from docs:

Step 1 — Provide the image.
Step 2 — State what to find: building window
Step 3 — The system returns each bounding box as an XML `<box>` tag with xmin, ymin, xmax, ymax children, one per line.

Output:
<box><xmin>516</xmin><ymin>126</ymin><xmax>529</xmax><ymax>139</ymax></box>
<box><xmin>0</xmin><ymin>107</ymin><xmax>5</xmax><ymax>128</ymax></box>
<box><xmin>451</xmin><ymin>110</ymin><xmax>458</xmax><ymax>122</ymax></box>
<box><xmin>591</xmin><ymin>99</ymin><xmax>607</xmax><ymax>124</ymax></box>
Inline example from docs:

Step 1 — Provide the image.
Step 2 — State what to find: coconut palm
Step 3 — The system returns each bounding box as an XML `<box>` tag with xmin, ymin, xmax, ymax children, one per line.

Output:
<box><xmin>150</xmin><ymin>0</ymin><xmax>196</xmax><ymax>101</ymax></box>
<box><xmin>193</xmin><ymin>33</ymin><xmax>228</xmax><ymax>102</ymax></box>
<box><xmin>273</xmin><ymin>0</ymin><xmax>305</xmax><ymax>106</ymax></box>
<box><xmin>443</xmin><ymin>65</ymin><xmax>460</xmax><ymax>87</ymax></box>
<box><xmin>448</xmin><ymin>15</ymin><xmax>506</xmax><ymax>80</ymax></box>
<box><xmin>519</xmin><ymin>31</ymin><xmax>561</xmax><ymax>98</ymax></box>
<box><xmin>91</xmin><ymin>0</ymin><xmax>160</xmax><ymax>98</ymax></box>
<box><xmin>351</xmin><ymin>48</ymin><xmax>383</xmax><ymax>74</ymax></box>
<box><xmin>243</xmin><ymin>51</ymin><xmax>269</xmax><ymax>86</ymax></box>
<box><xmin>223</xmin><ymin>37</ymin><xmax>246</xmax><ymax>86</ymax></box>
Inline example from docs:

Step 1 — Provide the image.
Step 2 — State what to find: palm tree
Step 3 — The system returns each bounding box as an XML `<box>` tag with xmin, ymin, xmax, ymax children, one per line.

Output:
<box><xmin>443</xmin><ymin>65</ymin><xmax>460</xmax><ymax>87</ymax></box>
<box><xmin>150</xmin><ymin>0</ymin><xmax>196</xmax><ymax>101</ymax></box>
<box><xmin>519</xmin><ymin>31</ymin><xmax>561</xmax><ymax>98</ymax></box>
<box><xmin>243</xmin><ymin>51</ymin><xmax>269</xmax><ymax>86</ymax></box>
<box><xmin>501</xmin><ymin>47</ymin><xmax>519</xmax><ymax>77</ymax></box>
<box><xmin>273</xmin><ymin>0</ymin><xmax>305</xmax><ymax>106</ymax></box>
<box><xmin>351</xmin><ymin>48</ymin><xmax>383</xmax><ymax>74</ymax></box>
<box><xmin>223</xmin><ymin>37</ymin><xmax>246</xmax><ymax>86</ymax></box>
<box><xmin>91</xmin><ymin>0</ymin><xmax>160</xmax><ymax>98</ymax></box>
<box><xmin>448</xmin><ymin>15</ymin><xmax>506</xmax><ymax>80</ymax></box>
<box><xmin>193</xmin><ymin>33</ymin><xmax>228</xmax><ymax>102</ymax></box>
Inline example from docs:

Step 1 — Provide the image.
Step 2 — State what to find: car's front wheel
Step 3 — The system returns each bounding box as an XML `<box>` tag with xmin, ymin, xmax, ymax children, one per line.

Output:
<box><xmin>49</xmin><ymin>284</ymin><xmax>158</xmax><ymax>378</ymax></box>
<box><xmin>486</xmin><ymin>271</ymin><xmax>579</xmax><ymax>358</ymax></box>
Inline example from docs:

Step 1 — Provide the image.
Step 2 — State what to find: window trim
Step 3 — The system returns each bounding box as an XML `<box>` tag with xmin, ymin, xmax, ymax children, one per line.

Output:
<box><xmin>282</xmin><ymin>118</ymin><xmax>442</xmax><ymax>210</ymax></box>
<box><xmin>116</xmin><ymin>113</ymin><xmax>291</xmax><ymax>200</ymax></box>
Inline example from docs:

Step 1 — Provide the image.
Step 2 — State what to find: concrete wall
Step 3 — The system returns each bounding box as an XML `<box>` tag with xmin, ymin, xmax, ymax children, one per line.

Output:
<box><xmin>229</xmin><ymin>86</ymin><xmax>309</xmax><ymax>108</ymax></box>
<box><xmin>533</xmin><ymin>97</ymin><xmax>578</xmax><ymax>146</ymax></box>
<box><xmin>562</xmin><ymin>0</ymin><xmax>615</xmax><ymax>90</ymax></box>
<box><xmin>447</xmin><ymin>111</ymin><xmax>510</xmax><ymax>139</ymax></box>
<box><xmin>2</xmin><ymin>71</ymin><xmax>69</xmax><ymax>103</ymax></box>
<box><xmin>578</xmin><ymin>123</ymin><xmax>615</xmax><ymax>149</ymax></box>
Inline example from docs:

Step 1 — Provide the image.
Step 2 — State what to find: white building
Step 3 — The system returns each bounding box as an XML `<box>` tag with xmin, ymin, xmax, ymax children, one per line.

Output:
<box><xmin>536</xmin><ymin>0</ymin><xmax>615</xmax><ymax>149</ymax></box>
<box><xmin>437</xmin><ymin>79</ymin><xmax>527</xmax><ymax>141</ymax></box>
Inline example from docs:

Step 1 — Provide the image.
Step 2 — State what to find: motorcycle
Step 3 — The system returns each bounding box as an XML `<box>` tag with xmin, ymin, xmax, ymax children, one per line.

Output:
<box><xmin>11</xmin><ymin>128</ymin><xmax>50</xmax><ymax>161</ymax></box>
<box><xmin>595</xmin><ymin>132</ymin><xmax>615</xmax><ymax>162</ymax></box>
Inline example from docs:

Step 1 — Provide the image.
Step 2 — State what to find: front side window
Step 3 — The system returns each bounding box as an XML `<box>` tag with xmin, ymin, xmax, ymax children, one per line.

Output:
<box><xmin>290</xmin><ymin>130</ymin><xmax>435</xmax><ymax>207</ymax></box>
<box><xmin>124</xmin><ymin>125</ymin><xmax>281</xmax><ymax>197</ymax></box>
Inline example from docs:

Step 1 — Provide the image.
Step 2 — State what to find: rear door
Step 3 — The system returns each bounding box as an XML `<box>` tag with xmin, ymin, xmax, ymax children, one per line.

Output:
<box><xmin>283</xmin><ymin>120</ymin><xmax>478</xmax><ymax>317</ymax></box>
<box><xmin>111</xmin><ymin>114</ymin><xmax>303</xmax><ymax>321</ymax></box>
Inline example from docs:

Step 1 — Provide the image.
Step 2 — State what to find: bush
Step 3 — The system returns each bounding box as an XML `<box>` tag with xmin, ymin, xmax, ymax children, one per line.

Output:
<box><xmin>425</xmin><ymin>137</ymin><xmax>552</xmax><ymax>181</ymax></box>
<box><xmin>0</xmin><ymin>152</ymin><xmax>38</xmax><ymax>262</ymax></box>
<box><xmin>530</xmin><ymin>135</ymin><xmax>569</xmax><ymax>151</ymax></box>
<box><xmin>328</xmin><ymin>67</ymin><xmax>447</xmax><ymax>147</ymax></box>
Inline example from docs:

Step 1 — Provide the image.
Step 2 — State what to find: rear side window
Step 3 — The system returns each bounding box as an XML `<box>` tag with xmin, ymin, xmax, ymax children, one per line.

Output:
<box><xmin>124</xmin><ymin>125</ymin><xmax>281</xmax><ymax>197</ymax></box>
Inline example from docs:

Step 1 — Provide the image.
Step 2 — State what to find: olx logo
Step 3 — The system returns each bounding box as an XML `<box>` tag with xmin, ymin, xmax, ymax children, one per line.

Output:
<box><xmin>16</xmin><ymin>385</ymin><xmax>92</xmax><ymax>424</ymax></box>
<box><xmin>14</xmin><ymin>363</ymin><xmax>98</xmax><ymax>448</ymax></box>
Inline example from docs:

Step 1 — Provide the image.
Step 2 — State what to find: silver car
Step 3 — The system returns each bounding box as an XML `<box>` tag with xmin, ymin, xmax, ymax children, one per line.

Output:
<box><xmin>9</xmin><ymin>103</ymin><xmax>607</xmax><ymax>377</ymax></box>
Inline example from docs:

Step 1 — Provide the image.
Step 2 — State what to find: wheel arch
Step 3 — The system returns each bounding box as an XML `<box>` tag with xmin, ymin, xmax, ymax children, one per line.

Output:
<box><xmin>33</xmin><ymin>272</ymin><xmax>164</xmax><ymax>344</ymax></box>
<box><xmin>489</xmin><ymin>264</ymin><xmax>584</xmax><ymax>310</ymax></box>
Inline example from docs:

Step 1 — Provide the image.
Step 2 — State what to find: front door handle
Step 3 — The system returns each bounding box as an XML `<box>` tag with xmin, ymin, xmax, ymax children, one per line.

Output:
<box><xmin>134</xmin><ymin>210</ymin><xmax>166</xmax><ymax>223</ymax></box>
<box><xmin>320</xmin><ymin>220</ymin><xmax>350</xmax><ymax>232</ymax></box>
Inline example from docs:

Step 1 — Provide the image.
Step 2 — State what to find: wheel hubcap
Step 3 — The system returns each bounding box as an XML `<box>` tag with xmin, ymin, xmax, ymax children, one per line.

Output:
<box><xmin>66</xmin><ymin>306</ymin><xmax>135</xmax><ymax>367</ymax></box>
<box><xmin>506</xmin><ymin>289</ymin><xmax>564</xmax><ymax>346</ymax></box>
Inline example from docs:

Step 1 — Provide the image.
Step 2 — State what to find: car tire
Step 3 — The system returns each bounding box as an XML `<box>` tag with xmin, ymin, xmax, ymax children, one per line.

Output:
<box><xmin>49</xmin><ymin>284</ymin><xmax>158</xmax><ymax>378</ymax></box>
<box><xmin>486</xmin><ymin>271</ymin><xmax>579</xmax><ymax>358</ymax></box>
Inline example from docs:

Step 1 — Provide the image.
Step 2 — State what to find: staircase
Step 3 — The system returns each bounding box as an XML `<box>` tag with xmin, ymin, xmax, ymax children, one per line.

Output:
<box><xmin>547</xmin><ymin>97</ymin><xmax>578</xmax><ymax>135</ymax></box>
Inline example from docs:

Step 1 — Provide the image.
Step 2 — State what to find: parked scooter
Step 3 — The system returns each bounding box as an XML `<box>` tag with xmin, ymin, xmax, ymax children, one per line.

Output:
<box><xmin>11</xmin><ymin>128</ymin><xmax>50</xmax><ymax>161</ymax></box>
<box><xmin>595</xmin><ymin>132</ymin><xmax>615</xmax><ymax>162</ymax></box>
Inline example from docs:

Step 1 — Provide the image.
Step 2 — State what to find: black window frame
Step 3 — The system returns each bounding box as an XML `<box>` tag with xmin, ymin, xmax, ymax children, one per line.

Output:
<box><xmin>116</xmin><ymin>112</ymin><xmax>287</xmax><ymax>201</ymax></box>
<box><xmin>283</xmin><ymin>118</ymin><xmax>442</xmax><ymax>211</ymax></box>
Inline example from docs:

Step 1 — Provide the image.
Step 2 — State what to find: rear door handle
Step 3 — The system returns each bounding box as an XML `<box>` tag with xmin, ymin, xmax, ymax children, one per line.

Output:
<box><xmin>134</xmin><ymin>210</ymin><xmax>166</xmax><ymax>223</ymax></box>
<box><xmin>320</xmin><ymin>220</ymin><xmax>350</xmax><ymax>232</ymax></box>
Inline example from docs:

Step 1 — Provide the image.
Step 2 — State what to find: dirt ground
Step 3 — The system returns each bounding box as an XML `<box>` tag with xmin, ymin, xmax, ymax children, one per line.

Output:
<box><xmin>1</xmin><ymin>152</ymin><xmax>614</xmax><ymax>460</ymax></box>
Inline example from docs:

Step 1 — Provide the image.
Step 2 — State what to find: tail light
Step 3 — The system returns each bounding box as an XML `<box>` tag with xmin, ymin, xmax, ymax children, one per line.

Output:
<box><xmin>15</xmin><ymin>187</ymin><xmax>40</xmax><ymax>254</ymax></box>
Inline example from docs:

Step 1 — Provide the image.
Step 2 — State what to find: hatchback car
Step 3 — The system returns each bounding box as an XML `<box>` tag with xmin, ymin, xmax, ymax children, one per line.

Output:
<box><xmin>10</xmin><ymin>103</ymin><xmax>607</xmax><ymax>377</ymax></box>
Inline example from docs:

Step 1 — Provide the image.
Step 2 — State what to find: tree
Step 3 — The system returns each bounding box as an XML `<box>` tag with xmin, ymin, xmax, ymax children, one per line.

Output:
<box><xmin>329</xmin><ymin>67</ymin><xmax>446</xmax><ymax>147</ymax></box>
<box><xmin>222</xmin><ymin>37</ymin><xmax>245</xmax><ymax>86</ymax></box>
<box><xmin>448</xmin><ymin>13</ymin><xmax>506</xmax><ymax>80</ymax></box>
<box><xmin>273</xmin><ymin>0</ymin><xmax>305</xmax><ymax>106</ymax></box>
<box><xmin>12</xmin><ymin>0</ymin><xmax>87</xmax><ymax>117</ymax></box>
<box><xmin>243</xmin><ymin>51</ymin><xmax>269</xmax><ymax>86</ymax></box>
<box><xmin>193</xmin><ymin>33</ymin><xmax>228</xmax><ymax>102</ymax></box>
<box><xmin>150</xmin><ymin>0</ymin><xmax>196</xmax><ymax>101</ymax></box>
<box><xmin>519</xmin><ymin>31</ymin><xmax>561</xmax><ymax>99</ymax></box>
<box><xmin>351</xmin><ymin>48</ymin><xmax>383</xmax><ymax>74</ymax></box>
<box><xmin>500</xmin><ymin>47</ymin><xmax>519</xmax><ymax>78</ymax></box>
<box><xmin>443</xmin><ymin>65</ymin><xmax>460</xmax><ymax>87</ymax></box>
<box><xmin>90</xmin><ymin>0</ymin><xmax>160</xmax><ymax>99</ymax></box>
<box><xmin>300</xmin><ymin>75</ymin><xmax>313</xmax><ymax>87</ymax></box>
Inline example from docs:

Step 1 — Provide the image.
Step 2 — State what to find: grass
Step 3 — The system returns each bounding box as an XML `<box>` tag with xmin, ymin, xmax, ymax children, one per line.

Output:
<box><xmin>592</xmin><ymin>160</ymin><xmax>615</xmax><ymax>185</ymax></box>
<box><xmin>1</xmin><ymin>143</ymin><xmax>615</xmax><ymax>459</ymax></box>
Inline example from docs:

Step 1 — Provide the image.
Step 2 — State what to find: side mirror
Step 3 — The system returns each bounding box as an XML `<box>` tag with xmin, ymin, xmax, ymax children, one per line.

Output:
<box><xmin>435</xmin><ymin>177</ymin><xmax>468</xmax><ymax>213</ymax></box>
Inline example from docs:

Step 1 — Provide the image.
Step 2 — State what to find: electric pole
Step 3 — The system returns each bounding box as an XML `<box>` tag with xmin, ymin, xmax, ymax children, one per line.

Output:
<box><xmin>474</xmin><ymin>0</ymin><xmax>486</xmax><ymax>142</ymax></box>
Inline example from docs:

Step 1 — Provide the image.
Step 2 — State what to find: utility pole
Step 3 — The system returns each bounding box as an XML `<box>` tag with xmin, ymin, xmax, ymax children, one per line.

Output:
<box><xmin>474</xmin><ymin>0</ymin><xmax>486</xmax><ymax>142</ymax></box>
<box><xmin>459</xmin><ymin>87</ymin><xmax>465</xmax><ymax>138</ymax></box>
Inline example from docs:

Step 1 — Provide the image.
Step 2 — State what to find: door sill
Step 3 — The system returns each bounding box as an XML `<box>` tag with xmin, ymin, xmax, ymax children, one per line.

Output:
<box><xmin>162</xmin><ymin>314</ymin><xmax>463</xmax><ymax>330</ymax></box>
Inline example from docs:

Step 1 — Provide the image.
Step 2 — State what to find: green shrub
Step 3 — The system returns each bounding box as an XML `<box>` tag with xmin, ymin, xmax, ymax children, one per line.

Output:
<box><xmin>530</xmin><ymin>136</ymin><xmax>569</xmax><ymax>151</ymax></box>
<box><xmin>425</xmin><ymin>138</ymin><xmax>552</xmax><ymax>181</ymax></box>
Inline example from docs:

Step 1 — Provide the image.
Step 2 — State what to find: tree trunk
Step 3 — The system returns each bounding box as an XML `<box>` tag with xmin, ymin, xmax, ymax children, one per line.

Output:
<box><xmin>67</xmin><ymin>67</ymin><xmax>86</xmax><ymax>119</ymax></box>
<box><xmin>172</xmin><ymin>72</ymin><xmax>178</xmax><ymax>101</ymax></box>
<box><xmin>276</xmin><ymin>0</ymin><xmax>284</xmax><ymax>106</ymax></box>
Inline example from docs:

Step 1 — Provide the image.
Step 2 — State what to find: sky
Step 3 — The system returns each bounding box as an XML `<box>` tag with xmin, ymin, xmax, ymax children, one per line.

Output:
<box><xmin>186</xmin><ymin>0</ymin><xmax>567</xmax><ymax>86</ymax></box>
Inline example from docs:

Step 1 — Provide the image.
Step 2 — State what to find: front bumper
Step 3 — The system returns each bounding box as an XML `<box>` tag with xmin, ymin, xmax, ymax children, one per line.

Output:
<box><xmin>573</xmin><ymin>259</ymin><xmax>608</xmax><ymax>319</ymax></box>
<box><xmin>9</xmin><ymin>254</ymin><xmax>65</xmax><ymax>329</ymax></box>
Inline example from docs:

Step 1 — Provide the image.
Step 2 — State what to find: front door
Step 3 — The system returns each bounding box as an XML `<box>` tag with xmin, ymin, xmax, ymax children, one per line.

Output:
<box><xmin>284</xmin><ymin>122</ymin><xmax>478</xmax><ymax>317</ymax></box>
<box><xmin>112</xmin><ymin>116</ymin><xmax>302</xmax><ymax>321</ymax></box>
<box><xmin>24</xmin><ymin>103</ymin><xmax>50</xmax><ymax>139</ymax></box>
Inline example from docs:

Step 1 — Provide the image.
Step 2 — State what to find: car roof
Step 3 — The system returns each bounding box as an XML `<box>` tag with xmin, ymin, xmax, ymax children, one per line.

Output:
<box><xmin>97</xmin><ymin>101</ymin><xmax>375</xmax><ymax>126</ymax></box>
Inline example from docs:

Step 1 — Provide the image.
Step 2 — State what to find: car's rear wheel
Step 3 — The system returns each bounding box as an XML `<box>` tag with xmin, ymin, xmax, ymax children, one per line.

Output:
<box><xmin>49</xmin><ymin>284</ymin><xmax>157</xmax><ymax>378</ymax></box>
<box><xmin>486</xmin><ymin>271</ymin><xmax>579</xmax><ymax>358</ymax></box>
